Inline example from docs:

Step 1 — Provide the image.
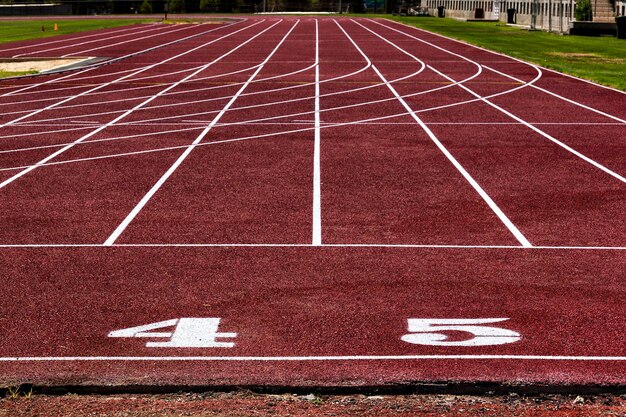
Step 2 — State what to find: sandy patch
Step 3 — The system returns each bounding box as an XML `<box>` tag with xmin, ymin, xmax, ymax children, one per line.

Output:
<box><xmin>0</xmin><ymin>58</ymin><xmax>85</xmax><ymax>73</ymax></box>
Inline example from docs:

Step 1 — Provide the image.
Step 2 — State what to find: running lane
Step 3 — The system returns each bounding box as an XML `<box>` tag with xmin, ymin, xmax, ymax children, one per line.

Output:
<box><xmin>0</xmin><ymin>23</ymin><xmax>163</xmax><ymax>57</ymax></box>
<box><xmin>319</xmin><ymin>19</ymin><xmax>522</xmax><ymax>246</ymax></box>
<box><xmin>115</xmin><ymin>18</ymin><xmax>317</xmax><ymax>244</ymax></box>
<box><xmin>357</xmin><ymin>19</ymin><xmax>626</xmax><ymax>247</ymax></box>
<box><xmin>0</xmin><ymin>19</ymin><xmax>283</xmax><ymax>244</ymax></box>
<box><xmin>0</xmin><ymin>19</ymin><xmax>260</xmax><ymax>180</ymax></box>
<box><xmin>0</xmin><ymin>21</ymin><xmax>238</xmax><ymax>98</ymax></box>
<box><xmin>0</xmin><ymin>17</ymin><xmax>624</xmax><ymax>394</ymax></box>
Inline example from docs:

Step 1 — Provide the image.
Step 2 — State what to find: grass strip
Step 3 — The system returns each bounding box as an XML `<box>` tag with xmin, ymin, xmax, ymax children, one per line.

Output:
<box><xmin>0</xmin><ymin>70</ymin><xmax>37</xmax><ymax>78</ymax></box>
<box><xmin>0</xmin><ymin>19</ymin><xmax>158</xmax><ymax>43</ymax></box>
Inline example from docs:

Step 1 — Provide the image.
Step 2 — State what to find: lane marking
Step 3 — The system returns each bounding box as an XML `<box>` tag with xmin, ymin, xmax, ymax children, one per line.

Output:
<box><xmin>429</xmin><ymin>65</ymin><xmax>626</xmax><ymax>184</ymax></box>
<box><xmin>0</xmin><ymin>62</ymin><xmax>268</xmax><ymax>114</ymax></box>
<box><xmin>0</xmin><ymin>20</ymin><xmax>245</xmax><ymax>98</ymax></box>
<box><xmin>5</xmin><ymin>59</ymin><xmax>321</xmax><ymax>126</ymax></box>
<box><xmin>368</xmin><ymin>19</ymin><xmax>626</xmax><ymax>184</ymax></box>
<box><xmin>0</xmin><ymin>355</ymin><xmax>624</xmax><ymax>362</ymax></box>
<box><xmin>61</xmin><ymin>24</ymin><xmax>204</xmax><ymax>58</ymax></box>
<box><xmin>483</xmin><ymin>64</ymin><xmax>626</xmax><ymax>125</ymax></box>
<box><xmin>4</xmin><ymin>101</ymin><xmax>622</xmax><ymax>174</ymax></box>
<box><xmin>0</xmin><ymin>243</ymin><xmax>624</xmax><ymax>249</ymax></box>
<box><xmin>312</xmin><ymin>18</ymin><xmax>322</xmax><ymax>246</ymax></box>
<box><xmin>3</xmin><ymin>32</ymin><xmax>375</xmax><ymax>128</ymax></box>
<box><xmin>13</xmin><ymin>24</ymin><xmax>170</xmax><ymax>58</ymax></box>
<box><xmin>0</xmin><ymin>21</ymin><xmax>622</xmax><ymax>192</ymax></box>
<box><xmin>0</xmin><ymin>126</ymin><xmax>207</xmax><ymax>155</ymax></box>
<box><xmin>0</xmin><ymin>20</ymin><xmax>267</xmax><ymax>191</ymax></box>
<box><xmin>340</xmin><ymin>19</ymin><xmax>532</xmax><ymax>248</ymax></box>
<box><xmin>0</xmin><ymin>21</ymin><xmax>253</xmax><ymax>127</ymax></box>
<box><xmin>1</xmin><ymin>23</ymin><xmax>161</xmax><ymax>54</ymax></box>
<box><xmin>382</xmin><ymin>18</ymin><xmax>626</xmax><ymax>97</ymax></box>
<box><xmin>104</xmin><ymin>20</ymin><xmax>300</xmax><ymax>246</ymax></box>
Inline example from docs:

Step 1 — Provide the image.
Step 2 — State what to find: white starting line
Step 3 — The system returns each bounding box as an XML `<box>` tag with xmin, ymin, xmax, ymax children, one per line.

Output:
<box><xmin>1</xmin><ymin>354</ymin><xmax>625</xmax><ymax>362</ymax></box>
<box><xmin>0</xmin><ymin>243</ymin><xmax>624</xmax><ymax>250</ymax></box>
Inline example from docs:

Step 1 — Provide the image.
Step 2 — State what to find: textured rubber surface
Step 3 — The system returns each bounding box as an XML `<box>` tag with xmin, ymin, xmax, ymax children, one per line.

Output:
<box><xmin>0</xmin><ymin>16</ymin><xmax>624</xmax><ymax>391</ymax></box>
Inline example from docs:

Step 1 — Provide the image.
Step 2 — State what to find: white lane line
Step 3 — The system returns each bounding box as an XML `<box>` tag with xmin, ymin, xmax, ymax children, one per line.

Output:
<box><xmin>383</xmin><ymin>17</ymin><xmax>626</xmax><ymax>97</ymax></box>
<box><xmin>60</xmin><ymin>24</ymin><xmax>200</xmax><ymax>58</ymax></box>
<box><xmin>375</xmin><ymin>73</ymin><xmax>533</xmax><ymax>247</ymax></box>
<box><xmin>0</xmin><ymin>66</ymin><xmax>145</xmax><ymax>99</ymax></box>
<box><xmin>0</xmin><ymin>21</ymin><xmax>243</xmax><ymax>98</ymax></box>
<box><xmin>5</xmin><ymin>59</ymin><xmax>319</xmax><ymax>126</ymax></box>
<box><xmin>1</xmin><ymin>110</ymin><xmax>531</xmax><ymax>173</ymax></box>
<box><xmin>13</xmin><ymin>24</ymin><xmax>169</xmax><ymax>58</ymax></box>
<box><xmin>312</xmin><ymin>19</ymin><xmax>322</xmax><ymax>246</ymax></box>
<box><xmin>369</xmin><ymin>19</ymin><xmax>626</xmax><ymax>183</ymax></box>
<box><xmin>0</xmin><ymin>41</ymin><xmax>609</xmax><ymax>170</ymax></box>
<box><xmin>0</xmin><ymin>355</ymin><xmax>624</xmax><ymax>362</ymax></box>
<box><xmin>4</xmin><ymin>40</ymin><xmax>371</xmax><ymax>128</ymax></box>
<box><xmin>0</xmin><ymin>126</ymin><xmax>206</xmax><ymax>155</ymax></box>
<box><xmin>0</xmin><ymin>53</ymin><xmax>585</xmax><ymax>170</ymax></box>
<box><xmin>429</xmin><ymin>66</ymin><xmax>626</xmax><ymax>184</ymax></box>
<box><xmin>0</xmin><ymin>62</ymin><xmax>266</xmax><ymax>114</ymax></box>
<box><xmin>0</xmin><ymin>22</ymin><xmax>251</xmax><ymax>129</ymax></box>
<box><xmin>482</xmin><ymin>64</ymin><xmax>626</xmax><ymax>125</ymax></box>
<box><xmin>0</xmin><ymin>21</ymin><xmax>267</xmax><ymax>191</ymax></box>
<box><xmin>0</xmin><ymin>243</ymin><xmax>624</xmax><ymax>249</ymax></box>
<box><xmin>544</xmin><ymin>67</ymin><xmax>626</xmax><ymax>95</ymax></box>
<box><xmin>0</xmin><ymin>116</ymin><xmax>408</xmax><ymax>173</ymax></box>
<box><xmin>338</xmin><ymin>20</ymin><xmax>532</xmax><ymax>248</ymax></box>
<box><xmin>103</xmin><ymin>20</ymin><xmax>300</xmax><ymax>246</ymax></box>
<box><xmin>1</xmin><ymin>22</ymin><xmax>374</xmax><ymax>122</ymax></box>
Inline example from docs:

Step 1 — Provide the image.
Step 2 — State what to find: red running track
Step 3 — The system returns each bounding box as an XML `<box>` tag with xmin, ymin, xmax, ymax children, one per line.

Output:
<box><xmin>0</xmin><ymin>16</ymin><xmax>624</xmax><ymax>391</ymax></box>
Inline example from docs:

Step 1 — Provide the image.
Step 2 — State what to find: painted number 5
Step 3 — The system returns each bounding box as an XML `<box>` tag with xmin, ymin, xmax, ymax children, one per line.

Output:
<box><xmin>401</xmin><ymin>318</ymin><xmax>520</xmax><ymax>347</ymax></box>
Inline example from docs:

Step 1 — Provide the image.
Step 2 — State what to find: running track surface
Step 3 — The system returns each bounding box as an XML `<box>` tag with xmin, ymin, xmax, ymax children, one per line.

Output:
<box><xmin>0</xmin><ymin>17</ymin><xmax>624</xmax><ymax>391</ymax></box>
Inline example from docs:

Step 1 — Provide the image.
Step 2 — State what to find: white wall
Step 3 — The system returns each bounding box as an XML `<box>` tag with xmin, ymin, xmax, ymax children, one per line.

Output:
<box><xmin>425</xmin><ymin>0</ymin><xmax>577</xmax><ymax>31</ymax></box>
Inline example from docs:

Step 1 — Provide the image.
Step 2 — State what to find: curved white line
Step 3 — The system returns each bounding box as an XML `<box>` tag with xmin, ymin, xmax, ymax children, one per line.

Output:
<box><xmin>61</xmin><ymin>23</ymin><xmax>203</xmax><ymax>58</ymax></box>
<box><xmin>0</xmin><ymin>63</ymin><xmax>513</xmax><ymax>150</ymax></box>
<box><xmin>5</xmin><ymin>41</ymin><xmax>369</xmax><ymax>125</ymax></box>
<box><xmin>0</xmin><ymin>21</ymin><xmax>373</xmax><ymax>123</ymax></box>
<box><xmin>3</xmin><ymin>23</ymin><xmax>160</xmax><ymax>54</ymax></box>
<box><xmin>0</xmin><ymin>20</ymin><xmax>246</xmax><ymax>98</ymax></box>
<box><xmin>103</xmin><ymin>19</ymin><xmax>301</xmax><ymax>246</ymax></box>
<box><xmin>0</xmin><ymin>20</ymin><xmax>277</xmax><ymax>190</ymax></box>
<box><xmin>13</xmin><ymin>23</ymin><xmax>171</xmax><ymax>58</ymax></box>
<box><xmin>0</xmin><ymin>62</ymin><xmax>267</xmax><ymax>116</ymax></box>
<box><xmin>0</xmin><ymin>20</ymin><xmax>264</xmax><ymax>130</ymax></box>
<box><xmin>483</xmin><ymin>64</ymin><xmax>626</xmax><ymax>125</ymax></box>
<box><xmin>369</xmin><ymin>19</ymin><xmax>625</xmax><ymax>183</ymax></box>
<box><xmin>0</xmin><ymin>59</ymin><xmax>475</xmax><ymax>149</ymax></box>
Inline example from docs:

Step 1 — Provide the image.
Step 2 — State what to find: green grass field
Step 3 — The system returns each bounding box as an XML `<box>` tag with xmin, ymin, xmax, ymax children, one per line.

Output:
<box><xmin>0</xmin><ymin>19</ymin><xmax>157</xmax><ymax>77</ymax></box>
<box><xmin>376</xmin><ymin>15</ymin><xmax>626</xmax><ymax>90</ymax></box>
<box><xmin>0</xmin><ymin>19</ymin><xmax>156</xmax><ymax>43</ymax></box>
<box><xmin>0</xmin><ymin>70</ymin><xmax>37</xmax><ymax>78</ymax></box>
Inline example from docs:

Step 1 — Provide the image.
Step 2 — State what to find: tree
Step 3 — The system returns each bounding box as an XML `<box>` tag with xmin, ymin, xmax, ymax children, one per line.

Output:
<box><xmin>199</xmin><ymin>0</ymin><xmax>218</xmax><ymax>10</ymax></box>
<box><xmin>168</xmin><ymin>0</ymin><xmax>186</xmax><ymax>12</ymax></box>
<box><xmin>139</xmin><ymin>0</ymin><xmax>153</xmax><ymax>13</ymax></box>
<box><xmin>574</xmin><ymin>0</ymin><xmax>592</xmax><ymax>20</ymax></box>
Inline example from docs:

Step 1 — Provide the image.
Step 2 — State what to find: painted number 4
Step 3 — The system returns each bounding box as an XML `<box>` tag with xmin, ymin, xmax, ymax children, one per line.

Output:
<box><xmin>401</xmin><ymin>318</ymin><xmax>521</xmax><ymax>346</ymax></box>
<box><xmin>108</xmin><ymin>318</ymin><xmax>237</xmax><ymax>348</ymax></box>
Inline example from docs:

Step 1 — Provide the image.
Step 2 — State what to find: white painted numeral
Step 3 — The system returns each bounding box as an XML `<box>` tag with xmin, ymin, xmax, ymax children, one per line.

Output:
<box><xmin>401</xmin><ymin>318</ymin><xmax>520</xmax><ymax>346</ymax></box>
<box><xmin>108</xmin><ymin>318</ymin><xmax>237</xmax><ymax>348</ymax></box>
